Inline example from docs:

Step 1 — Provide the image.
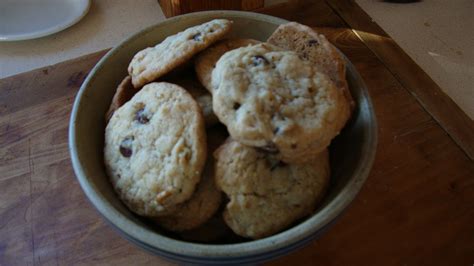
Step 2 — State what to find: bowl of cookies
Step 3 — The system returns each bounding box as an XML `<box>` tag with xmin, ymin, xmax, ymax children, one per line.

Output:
<box><xmin>69</xmin><ymin>10</ymin><xmax>377</xmax><ymax>265</ymax></box>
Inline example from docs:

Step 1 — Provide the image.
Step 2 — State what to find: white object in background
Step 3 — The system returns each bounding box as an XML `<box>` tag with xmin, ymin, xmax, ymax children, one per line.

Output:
<box><xmin>0</xmin><ymin>0</ymin><xmax>91</xmax><ymax>41</ymax></box>
<box><xmin>0</xmin><ymin>0</ymin><xmax>166</xmax><ymax>79</ymax></box>
<box><xmin>356</xmin><ymin>0</ymin><xmax>474</xmax><ymax>119</ymax></box>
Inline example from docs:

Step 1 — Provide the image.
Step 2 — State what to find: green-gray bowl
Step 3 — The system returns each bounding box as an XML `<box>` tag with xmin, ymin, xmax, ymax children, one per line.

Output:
<box><xmin>69</xmin><ymin>10</ymin><xmax>377</xmax><ymax>265</ymax></box>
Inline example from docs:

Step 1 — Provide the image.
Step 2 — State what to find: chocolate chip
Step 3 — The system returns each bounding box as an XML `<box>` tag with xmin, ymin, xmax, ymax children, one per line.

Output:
<box><xmin>120</xmin><ymin>146</ymin><xmax>132</xmax><ymax>157</ymax></box>
<box><xmin>308</xmin><ymin>87</ymin><xmax>315</xmax><ymax>93</ymax></box>
<box><xmin>192</xmin><ymin>33</ymin><xmax>202</xmax><ymax>41</ymax></box>
<box><xmin>233</xmin><ymin>102</ymin><xmax>241</xmax><ymax>110</ymax></box>
<box><xmin>270</xmin><ymin>160</ymin><xmax>287</xmax><ymax>171</ymax></box>
<box><xmin>135</xmin><ymin>108</ymin><xmax>150</xmax><ymax>124</ymax></box>
<box><xmin>308</xmin><ymin>39</ymin><xmax>319</xmax><ymax>46</ymax></box>
<box><xmin>119</xmin><ymin>137</ymin><xmax>134</xmax><ymax>157</ymax></box>
<box><xmin>252</xmin><ymin>55</ymin><xmax>269</xmax><ymax>66</ymax></box>
<box><xmin>291</xmin><ymin>143</ymin><xmax>297</xmax><ymax>149</ymax></box>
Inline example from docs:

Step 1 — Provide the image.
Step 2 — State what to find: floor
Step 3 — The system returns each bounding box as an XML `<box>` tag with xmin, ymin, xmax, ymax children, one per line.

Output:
<box><xmin>0</xmin><ymin>0</ymin><xmax>471</xmax><ymax>119</ymax></box>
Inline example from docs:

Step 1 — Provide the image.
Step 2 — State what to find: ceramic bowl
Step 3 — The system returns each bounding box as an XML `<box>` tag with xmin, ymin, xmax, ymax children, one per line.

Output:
<box><xmin>69</xmin><ymin>10</ymin><xmax>377</xmax><ymax>265</ymax></box>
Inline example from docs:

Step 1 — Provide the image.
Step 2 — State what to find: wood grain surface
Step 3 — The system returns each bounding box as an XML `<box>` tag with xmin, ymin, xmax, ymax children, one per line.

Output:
<box><xmin>325</xmin><ymin>0</ymin><xmax>474</xmax><ymax>161</ymax></box>
<box><xmin>1</xmin><ymin>1</ymin><xmax>473</xmax><ymax>265</ymax></box>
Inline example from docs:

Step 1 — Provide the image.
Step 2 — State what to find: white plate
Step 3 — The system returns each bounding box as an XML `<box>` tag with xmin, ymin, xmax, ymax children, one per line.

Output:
<box><xmin>0</xmin><ymin>0</ymin><xmax>91</xmax><ymax>41</ymax></box>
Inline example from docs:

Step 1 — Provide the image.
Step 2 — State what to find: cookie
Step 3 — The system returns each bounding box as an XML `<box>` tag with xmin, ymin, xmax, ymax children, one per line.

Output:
<box><xmin>128</xmin><ymin>19</ymin><xmax>232</xmax><ymax>88</ymax></box>
<box><xmin>153</xmin><ymin>162</ymin><xmax>221</xmax><ymax>232</ymax></box>
<box><xmin>212</xmin><ymin>43</ymin><xmax>351</xmax><ymax>163</ymax></box>
<box><xmin>153</xmin><ymin>126</ymin><xmax>227</xmax><ymax>231</ymax></box>
<box><xmin>104</xmin><ymin>82</ymin><xmax>207</xmax><ymax>217</ymax></box>
<box><xmin>267</xmin><ymin>22</ymin><xmax>354</xmax><ymax>110</ymax></box>
<box><xmin>194</xmin><ymin>38</ymin><xmax>260</xmax><ymax>92</ymax></box>
<box><xmin>106</xmin><ymin>74</ymin><xmax>219</xmax><ymax>127</ymax></box>
<box><xmin>161</xmin><ymin>69</ymin><xmax>219</xmax><ymax>127</ymax></box>
<box><xmin>214</xmin><ymin>140</ymin><xmax>330</xmax><ymax>239</ymax></box>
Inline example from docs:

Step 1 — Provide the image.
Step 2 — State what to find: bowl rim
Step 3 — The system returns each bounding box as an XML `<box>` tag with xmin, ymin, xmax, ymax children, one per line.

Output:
<box><xmin>69</xmin><ymin>10</ymin><xmax>378</xmax><ymax>259</ymax></box>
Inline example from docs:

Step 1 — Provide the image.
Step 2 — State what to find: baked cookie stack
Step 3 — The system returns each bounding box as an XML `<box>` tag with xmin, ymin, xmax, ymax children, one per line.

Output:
<box><xmin>104</xmin><ymin>19</ymin><xmax>353</xmax><ymax>240</ymax></box>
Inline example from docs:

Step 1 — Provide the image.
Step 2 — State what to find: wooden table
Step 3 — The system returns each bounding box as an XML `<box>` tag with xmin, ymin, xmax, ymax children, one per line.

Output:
<box><xmin>1</xmin><ymin>1</ymin><xmax>473</xmax><ymax>265</ymax></box>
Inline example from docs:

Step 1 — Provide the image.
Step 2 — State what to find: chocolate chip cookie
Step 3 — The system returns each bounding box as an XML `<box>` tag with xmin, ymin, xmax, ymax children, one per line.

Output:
<box><xmin>214</xmin><ymin>140</ymin><xmax>330</xmax><ymax>239</ymax></box>
<box><xmin>212</xmin><ymin>43</ymin><xmax>350</xmax><ymax>163</ymax></box>
<box><xmin>128</xmin><ymin>19</ymin><xmax>232</xmax><ymax>88</ymax></box>
<box><xmin>104</xmin><ymin>82</ymin><xmax>207</xmax><ymax>217</ymax></box>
